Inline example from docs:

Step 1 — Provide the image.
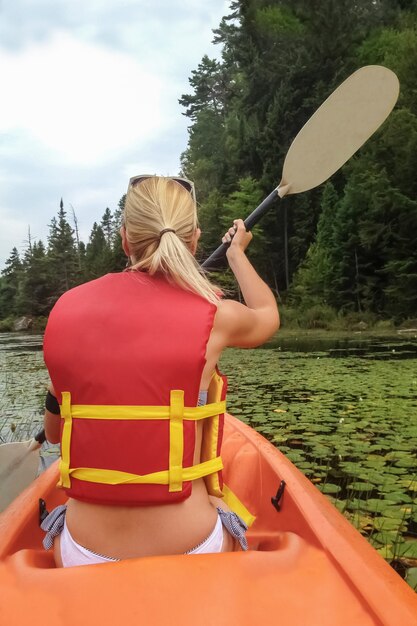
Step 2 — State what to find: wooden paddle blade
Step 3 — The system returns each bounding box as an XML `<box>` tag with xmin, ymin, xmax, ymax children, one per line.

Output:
<box><xmin>280</xmin><ymin>65</ymin><xmax>399</xmax><ymax>194</ymax></box>
<box><xmin>0</xmin><ymin>442</ymin><xmax>40</xmax><ymax>512</ymax></box>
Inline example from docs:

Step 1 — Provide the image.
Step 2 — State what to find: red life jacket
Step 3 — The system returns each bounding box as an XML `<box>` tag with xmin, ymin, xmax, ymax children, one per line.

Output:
<box><xmin>43</xmin><ymin>272</ymin><xmax>226</xmax><ymax>506</ymax></box>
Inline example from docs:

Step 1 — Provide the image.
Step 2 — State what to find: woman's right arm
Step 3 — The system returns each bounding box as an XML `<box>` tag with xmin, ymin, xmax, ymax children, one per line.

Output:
<box><xmin>217</xmin><ymin>219</ymin><xmax>280</xmax><ymax>348</ymax></box>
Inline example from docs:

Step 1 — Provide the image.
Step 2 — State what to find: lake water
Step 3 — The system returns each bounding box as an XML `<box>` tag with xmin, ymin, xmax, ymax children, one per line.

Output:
<box><xmin>0</xmin><ymin>333</ymin><xmax>47</xmax><ymax>443</ymax></box>
<box><xmin>1</xmin><ymin>329</ymin><xmax>416</xmax><ymax>587</ymax></box>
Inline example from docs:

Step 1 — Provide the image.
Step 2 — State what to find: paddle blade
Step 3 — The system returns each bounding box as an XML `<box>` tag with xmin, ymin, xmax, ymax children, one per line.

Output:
<box><xmin>0</xmin><ymin>441</ymin><xmax>40</xmax><ymax>512</ymax></box>
<box><xmin>280</xmin><ymin>65</ymin><xmax>399</xmax><ymax>194</ymax></box>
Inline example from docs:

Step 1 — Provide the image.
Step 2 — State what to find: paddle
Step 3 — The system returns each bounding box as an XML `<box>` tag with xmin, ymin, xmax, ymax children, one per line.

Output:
<box><xmin>202</xmin><ymin>65</ymin><xmax>399</xmax><ymax>270</ymax></box>
<box><xmin>0</xmin><ymin>429</ymin><xmax>46</xmax><ymax>512</ymax></box>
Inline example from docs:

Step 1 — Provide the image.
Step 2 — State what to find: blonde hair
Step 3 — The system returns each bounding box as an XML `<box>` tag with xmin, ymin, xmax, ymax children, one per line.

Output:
<box><xmin>123</xmin><ymin>177</ymin><xmax>220</xmax><ymax>304</ymax></box>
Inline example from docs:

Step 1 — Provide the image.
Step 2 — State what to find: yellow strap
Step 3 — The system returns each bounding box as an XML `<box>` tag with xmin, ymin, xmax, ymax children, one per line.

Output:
<box><xmin>68</xmin><ymin>457</ymin><xmax>224</xmax><ymax>486</ymax></box>
<box><xmin>169</xmin><ymin>390</ymin><xmax>184</xmax><ymax>492</ymax></box>
<box><xmin>65</xmin><ymin>400</ymin><xmax>226</xmax><ymax>421</ymax></box>
<box><xmin>57</xmin><ymin>391</ymin><xmax>227</xmax><ymax>493</ymax></box>
<box><xmin>222</xmin><ymin>484</ymin><xmax>256</xmax><ymax>528</ymax></box>
<box><xmin>58</xmin><ymin>391</ymin><xmax>72</xmax><ymax>489</ymax></box>
<box><xmin>202</xmin><ymin>369</ymin><xmax>224</xmax><ymax>497</ymax></box>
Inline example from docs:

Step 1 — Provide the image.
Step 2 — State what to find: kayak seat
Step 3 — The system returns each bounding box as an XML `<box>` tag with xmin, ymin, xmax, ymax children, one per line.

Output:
<box><xmin>247</xmin><ymin>529</ymin><xmax>305</xmax><ymax>553</ymax></box>
<box><xmin>10</xmin><ymin>547</ymin><xmax>56</xmax><ymax>570</ymax></box>
<box><xmin>6</xmin><ymin>530</ymin><xmax>310</xmax><ymax>573</ymax></box>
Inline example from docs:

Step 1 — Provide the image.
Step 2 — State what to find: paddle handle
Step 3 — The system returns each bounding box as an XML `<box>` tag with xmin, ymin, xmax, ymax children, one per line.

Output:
<box><xmin>201</xmin><ymin>187</ymin><xmax>288</xmax><ymax>270</ymax></box>
<box><xmin>34</xmin><ymin>430</ymin><xmax>46</xmax><ymax>445</ymax></box>
<box><xmin>27</xmin><ymin>429</ymin><xmax>46</xmax><ymax>452</ymax></box>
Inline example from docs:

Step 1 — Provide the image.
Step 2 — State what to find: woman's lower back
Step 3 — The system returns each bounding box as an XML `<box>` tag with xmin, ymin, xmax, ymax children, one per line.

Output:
<box><xmin>62</xmin><ymin>478</ymin><xmax>222</xmax><ymax>560</ymax></box>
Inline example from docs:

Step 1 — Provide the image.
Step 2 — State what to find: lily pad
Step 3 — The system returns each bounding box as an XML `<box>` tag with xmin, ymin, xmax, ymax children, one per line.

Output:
<box><xmin>286</xmin><ymin>451</ymin><xmax>305</xmax><ymax>463</ymax></box>
<box><xmin>396</xmin><ymin>540</ymin><xmax>417</xmax><ymax>559</ymax></box>
<box><xmin>362</xmin><ymin>498</ymin><xmax>396</xmax><ymax>513</ymax></box>
<box><xmin>318</xmin><ymin>483</ymin><xmax>342</xmax><ymax>495</ymax></box>
<box><xmin>376</xmin><ymin>545</ymin><xmax>394</xmax><ymax>559</ymax></box>
<box><xmin>405</xmin><ymin>568</ymin><xmax>417</xmax><ymax>592</ymax></box>
<box><xmin>332</xmin><ymin>499</ymin><xmax>347</xmax><ymax>513</ymax></box>
<box><xmin>401</xmin><ymin>479</ymin><xmax>417</xmax><ymax>492</ymax></box>
<box><xmin>347</xmin><ymin>481</ymin><xmax>375</xmax><ymax>493</ymax></box>
<box><xmin>364</xmin><ymin>457</ymin><xmax>386</xmax><ymax>469</ymax></box>
<box><xmin>348</xmin><ymin>512</ymin><xmax>374</xmax><ymax>531</ymax></box>
<box><xmin>385</xmin><ymin>492</ymin><xmax>413</xmax><ymax>504</ymax></box>
<box><xmin>372</xmin><ymin>517</ymin><xmax>406</xmax><ymax>532</ymax></box>
<box><xmin>371</xmin><ymin>530</ymin><xmax>404</xmax><ymax>545</ymax></box>
<box><xmin>380</xmin><ymin>506</ymin><xmax>410</xmax><ymax>520</ymax></box>
<box><xmin>394</xmin><ymin>458</ymin><xmax>417</xmax><ymax>469</ymax></box>
<box><xmin>385</xmin><ymin>467</ymin><xmax>408</xmax><ymax>475</ymax></box>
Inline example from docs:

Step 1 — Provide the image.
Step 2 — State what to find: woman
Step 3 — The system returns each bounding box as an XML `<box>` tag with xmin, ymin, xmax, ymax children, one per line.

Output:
<box><xmin>42</xmin><ymin>175</ymin><xmax>279</xmax><ymax>567</ymax></box>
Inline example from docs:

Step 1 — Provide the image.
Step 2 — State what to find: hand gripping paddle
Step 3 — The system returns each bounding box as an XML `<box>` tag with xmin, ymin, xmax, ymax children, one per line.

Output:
<box><xmin>202</xmin><ymin>65</ymin><xmax>399</xmax><ymax>269</ymax></box>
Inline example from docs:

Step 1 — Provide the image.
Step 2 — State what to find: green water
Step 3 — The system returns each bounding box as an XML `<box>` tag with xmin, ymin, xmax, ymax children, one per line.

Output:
<box><xmin>1</xmin><ymin>330</ymin><xmax>416</xmax><ymax>588</ymax></box>
<box><xmin>0</xmin><ymin>333</ymin><xmax>47</xmax><ymax>443</ymax></box>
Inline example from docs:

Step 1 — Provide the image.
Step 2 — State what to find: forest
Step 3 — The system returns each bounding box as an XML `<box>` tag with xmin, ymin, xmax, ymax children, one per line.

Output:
<box><xmin>1</xmin><ymin>0</ymin><xmax>417</xmax><ymax>329</ymax></box>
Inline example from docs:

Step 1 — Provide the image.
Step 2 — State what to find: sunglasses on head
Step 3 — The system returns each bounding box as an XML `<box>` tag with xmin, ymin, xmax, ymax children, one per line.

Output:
<box><xmin>128</xmin><ymin>175</ymin><xmax>196</xmax><ymax>203</ymax></box>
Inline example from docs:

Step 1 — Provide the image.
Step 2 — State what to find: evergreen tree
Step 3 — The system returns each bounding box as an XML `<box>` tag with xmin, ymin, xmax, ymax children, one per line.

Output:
<box><xmin>84</xmin><ymin>223</ymin><xmax>111</xmax><ymax>280</ymax></box>
<box><xmin>110</xmin><ymin>196</ymin><xmax>126</xmax><ymax>271</ymax></box>
<box><xmin>101</xmin><ymin>208</ymin><xmax>114</xmax><ymax>247</ymax></box>
<box><xmin>197</xmin><ymin>189</ymin><xmax>226</xmax><ymax>261</ymax></box>
<box><xmin>0</xmin><ymin>248</ymin><xmax>22</xmax><ymax>318</ymax></box>
<box><xmin>291</xmin><ymin>183</ymin><xmax>339</xmax><ymax>309</ymax></box>
<box><xmin>1</xmin><ymin>247</ymin><xmax>22</xmax><ymax>282</ymax></box>
<box><xmin>181</xmin><ymin>109</ymin><xmax>228</xmax><ymax>201</ymax></box>
<box><xmin>18</xmin><ymin>241</ymin><xmax>52</xmax><ymax>316</ymax></box>
<box><xmin>80</xmin><ymin>207</ymin><xmax>118</xmax><ymax>279</ymax></box>
<box><xmin>179</xmin><ymin>56</ymin><xmax>228</xmax><ymax>121</ymax></box>
<box><xmin>47</xmin><ymin>199</ymin><xmax>79</xmax><ymax>301</ymax></box>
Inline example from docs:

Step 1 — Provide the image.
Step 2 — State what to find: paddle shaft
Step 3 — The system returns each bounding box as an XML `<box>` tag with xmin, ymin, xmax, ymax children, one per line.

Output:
<box><xmin>201</xmin><ymin>189</ymin><xmax>279</xmax><ymax>270</ymax></box>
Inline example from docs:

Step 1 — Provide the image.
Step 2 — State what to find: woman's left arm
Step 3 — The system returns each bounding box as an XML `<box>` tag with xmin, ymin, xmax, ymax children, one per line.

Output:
<box><xmin>44</xmin><ymin>383</ymin><xmax>61</xmax><ymax>444</ymax></box>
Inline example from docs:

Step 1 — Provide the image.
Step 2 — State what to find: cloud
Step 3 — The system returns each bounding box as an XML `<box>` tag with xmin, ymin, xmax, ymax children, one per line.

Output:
<box><xmin>0</xmin><ymin>125</ymin><xmax>191</xmax><ymax>261</ymax></box>
<box><xmin>0</xmin><ymin>33</ymin><xmax>167</xmax><ymax>164</ymax></box>
<box><xmin>0</xmin><ymin>1</ymin><xmax>231</xmax><ymax>57</ymax></box>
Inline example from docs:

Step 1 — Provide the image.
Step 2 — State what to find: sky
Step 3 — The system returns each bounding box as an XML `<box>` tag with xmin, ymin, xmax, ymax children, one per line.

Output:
<box><xmin>0</xmin><ymin>0</ymin><xmax>230</xmax><ymax>268</ymax></box>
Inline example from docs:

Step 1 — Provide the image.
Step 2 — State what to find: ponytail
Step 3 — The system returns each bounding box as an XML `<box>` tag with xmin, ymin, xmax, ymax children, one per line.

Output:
<box><xmin>124</xmin><ymin>177</ymin><xmax>221</xmax><ymax>305</ymax></box>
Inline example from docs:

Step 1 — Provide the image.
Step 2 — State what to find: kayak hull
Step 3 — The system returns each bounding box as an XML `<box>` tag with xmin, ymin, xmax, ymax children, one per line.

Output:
<box><xmin>1</xmin><ymin>414</ymin><xmax>416</xmax><ymax>626</ymax></box>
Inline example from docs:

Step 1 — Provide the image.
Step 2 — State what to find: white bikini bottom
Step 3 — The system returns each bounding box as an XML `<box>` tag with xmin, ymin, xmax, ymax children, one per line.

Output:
<box><xmin>42</xmin><ymin>505</ymin><xmax>248</xmax><ymax>567</ymax></box>
<box><xmin>60</xmin><ymin>513</ymin><xmax>224</xmax><ymax>567</ymax></box>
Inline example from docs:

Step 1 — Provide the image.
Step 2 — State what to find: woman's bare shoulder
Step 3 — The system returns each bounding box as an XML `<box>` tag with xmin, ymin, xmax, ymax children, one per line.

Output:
<box><xmin>214</xmin><ymin>298</ymin><xmax>279</xmax><ymax>348</ymax></box>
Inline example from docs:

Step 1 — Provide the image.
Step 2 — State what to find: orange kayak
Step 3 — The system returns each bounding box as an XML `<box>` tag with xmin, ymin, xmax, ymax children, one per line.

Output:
<box><xmin>1</xmin><ymin>414</ymin><xmax>416</xmax><ymax>626</ymax></box>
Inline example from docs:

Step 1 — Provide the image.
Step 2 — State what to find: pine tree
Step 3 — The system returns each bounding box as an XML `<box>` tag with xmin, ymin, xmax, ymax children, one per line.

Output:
<box><xmin>47</xmin><ymin>199</ymin><xmax>79</xmax><ymax>301</ymax></box>
<box><xmin>0</xmin><ymin>248</ymin><xmax>23</xmax><ymax>318</ymax></box>
<box><xmin>101</xmin><ymin>208</ymin><xmax>113</xmax><ymax>247</ymax></box>
<box><xmin>18</xmin><ymin>241</ymin><xmax>52</xmax><ymax>316</ymax></box>
<box><xmin>110</xmin><ymin>197</ymin><xmax>126</xmax><ymax>271</ymax></box>
<box><xmin>291</xmin><ymin>183</ymin><xmax>339</xmax><ymax>309</ymax></box>
<box><xmin>84</xmin><ymin>223</ymin><xmax>111</xmax><ymax>280</ymax></box>
<box><xmin>179</xmin><ymin>56</ymin><xmax>227</xmax><ymax>121</ymax></box>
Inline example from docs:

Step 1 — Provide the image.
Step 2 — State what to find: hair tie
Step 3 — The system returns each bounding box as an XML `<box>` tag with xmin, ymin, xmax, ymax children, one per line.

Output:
<box><xmin>159</xmin><ymin>228</ymin><xmax>176</xmax><ymax>240</ymax></box>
